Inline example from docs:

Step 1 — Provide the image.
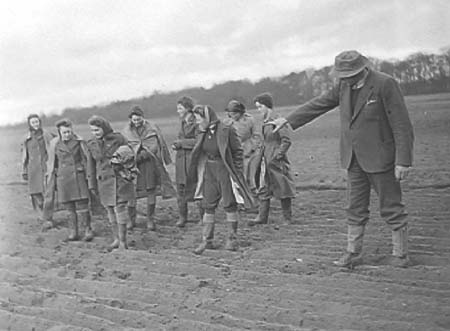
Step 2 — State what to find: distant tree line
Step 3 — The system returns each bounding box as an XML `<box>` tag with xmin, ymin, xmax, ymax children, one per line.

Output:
<box><xmin>12</xmin><ymin>49</ymin><xmax>450</xmax><ymax>128</ymax></box>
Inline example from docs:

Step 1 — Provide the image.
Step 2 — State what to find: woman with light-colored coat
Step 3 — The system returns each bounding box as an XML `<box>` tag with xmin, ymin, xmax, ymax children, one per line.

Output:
<box><xmin>21</xmin><ymin>114</ymin><xmax>54</xmax><ymax>213</ymax></box>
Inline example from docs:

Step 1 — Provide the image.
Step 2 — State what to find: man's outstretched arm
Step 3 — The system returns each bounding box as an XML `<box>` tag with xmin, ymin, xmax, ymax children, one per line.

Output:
<box><xmin>272</xmin><ymin>85</ymin><xmax>340</xmax><ymax>132</ymax></box>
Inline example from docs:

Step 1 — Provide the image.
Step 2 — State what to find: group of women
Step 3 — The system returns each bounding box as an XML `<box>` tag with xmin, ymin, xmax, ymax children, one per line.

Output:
<box><xmin>21</xmin><ymin>93</ymin><xmax>296</xmax><ymax>254</ymax></box>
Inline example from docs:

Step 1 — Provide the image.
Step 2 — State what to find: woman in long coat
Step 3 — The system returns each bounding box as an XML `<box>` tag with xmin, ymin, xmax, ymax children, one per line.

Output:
<box><xmin>46</xmin><ymin>119</ymin><xmax>94</xmax><ymax>241</ymax></box>
<box><xmin>188</xmin><ymin>105</ymin><xmax>254</xmax><ymax>255</ymax></box>
<box><xmin>248</xmin><ymin>93</ymin><xmax>296</xmax><ymax>225</ymax></box>
<box><xmin>172</xmin><ymin>96</ymin><xmax>202</xmax><ymax>227</ymax></box>
<box><xmin>21</xmin><ymin>114</ymin><xmax>54</xmax><ymax>213</ymax></box>
<box><xmin>87</xmin><ymin>115</ymin><xmax>136</xmax><ymax>250</ymax></box>
<box><xmin>121</xmin><ymin>105</ymin><xmax>175</xmax><ymax>231</ymax></box>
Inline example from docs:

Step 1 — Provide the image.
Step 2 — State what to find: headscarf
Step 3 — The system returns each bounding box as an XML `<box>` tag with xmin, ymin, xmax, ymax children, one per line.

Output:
<box><xmin>192</xmin><ymin>105</ymin><xmax>219</xmax><ymax>128</ymax></box>
<box><xmin>253</xmin><ymin>93</ymin><xmax>274</xmax><ymax>109</ymax></box>
<box><xmin>88</xmin><ymin>115</ymin><xmax>113</xmax><ymax>136</ymax></box>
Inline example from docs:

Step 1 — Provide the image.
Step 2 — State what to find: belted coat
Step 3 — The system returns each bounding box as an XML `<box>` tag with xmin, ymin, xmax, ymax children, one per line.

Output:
<box><xmin>174</xmin><ymin>114</ymin><xmax>199</xmax><ymax>200</ymax></box>
<box><xmin>250</xmin><ymin>113</ymin><xmax>296</xmax><ymax>199</ymax></box>
<box><xmin>46</xmin><ymin>134</ymin><xmax>90</xmax><ymax>203</ymax></box>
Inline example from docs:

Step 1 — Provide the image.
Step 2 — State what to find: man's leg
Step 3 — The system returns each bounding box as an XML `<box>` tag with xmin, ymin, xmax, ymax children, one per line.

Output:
<box><xmin>335</xmin><ymin>157</ymin><xmax>370</xmax><ymax>268</ymax></box>
<box><xmin>370</xmin><ymin>168</ymin><xmax>410</xmax><ymax>267</ymax></box>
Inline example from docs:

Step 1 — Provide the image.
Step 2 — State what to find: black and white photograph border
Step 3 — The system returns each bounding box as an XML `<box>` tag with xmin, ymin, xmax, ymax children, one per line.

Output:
<box><xmin>0</xmin><ymin>1</ymin><xmax>449</xmax><ymax>330</ymax></box>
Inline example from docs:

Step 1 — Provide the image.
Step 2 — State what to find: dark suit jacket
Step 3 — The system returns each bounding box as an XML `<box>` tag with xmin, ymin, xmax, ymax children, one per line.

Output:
<box><xmin>286</xmin><ymin>69</ymin><xmax>414</xmax><ymax>173</ymax></box>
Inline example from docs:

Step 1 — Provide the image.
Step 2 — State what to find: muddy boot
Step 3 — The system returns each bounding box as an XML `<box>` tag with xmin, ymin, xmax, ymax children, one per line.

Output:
<box><xmin>146</xmin><ymin>204</ymin><xmax>156</xmax><ymax>231</ymax></box>
<box><xmin>224</xmin><ymin>212</ymin><xmax>239</xmax><ymax>251</ymax></box>
<box><xmin>109</xmin><ymin>222</ymin><xmax>120</xmax><ymax>250</ymax></box>
<box><xmin>334</xmin><ymin>225</ymin><xmax>364</xmax><ymax>268</ymax></box>
<box><xmin>127</xmin><ymin>206</ymin><xmax>137</xmax><ymax>230</ymax></box>
<box><xmin>196</xmin><ymin>200</ymin><xmax>205</xmax><ymax>224</ymax></box>
<box><xmin>67</xmin><ymin>210</ymin><xmax>80</xmax><ymax>241</ymax></box>
<box><xmin>193</xmin><ymin>213</ymin><xmax>215</xmax><ymax>255</ymax></box>
<box><xmin>117</xmin><ymin>224</ymin><xmax>128</xmax><ymax>250</ymax></box>
<box><xmin>175</xmin><ymin>199</ymin><xmax>188</xmax><ymax>228</ymax></box>
<box><xmin>78</xmin><ymin>210</ymin><xmax>94</xmax><ymax>242</ymax></box>
<box><xmin>248</xmin><ymin>199</ymin><xmax>270</xmax><ymax>226</ymax></box>
<box><xmin>281</xmin><ymin>198</ymin><xmax>292</xmax><ymax>223</ymax></box>
<box><xmin>390</xmin><ymin>226</ymin><xmax>410</xmax><ymax>268</ymax></box>
<box><xmin>41</xmin><ymin>220</ymin><xmax>55</xmax><ymax>231</ymax></box>
<box><xmin>35</xmin><ymin>194</ymin><xmax>44</xmax><ymax>212</ymax></box>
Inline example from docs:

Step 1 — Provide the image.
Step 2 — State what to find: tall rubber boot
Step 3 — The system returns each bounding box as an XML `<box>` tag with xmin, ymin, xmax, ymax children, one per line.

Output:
<box><xmin>196</xmin><ymin>200</ymin><xmax>205</xmax><ymax>224</ymax></box>
<box><xmin>78</xmin><ymin>210</ymin><xmax>94</xmax><ymax>242</ymax></box>
<box><xmin>390</xmin><ymin>226</ymin><xmax>410</xmax><ymax>268</ymax></box>
<box><xmin>146</xmin><ymin>203</ymin><xmax>156</xmax><ymax>231</ymax></box>
<box><xmin>193</xmin><ymin>213</ymin><xmax>215</xmax><ymax>255</ymax></box>
<box><xmin>35</xmin><ymin>194</ymin><xmax>44</xmax><ymax>211</ymax></box>
<box><xmin>67</xmin><ymin>210</ymin><xmax>79</xmax><ymax>241</ymax></box>
<box><xmin>175</xmin><ymin>198</ymin><xmax>188</xmax><ymax>228</ymax></box>
<box><xmin>248</xmin><ymin>199</ymin><xmax>270</xmax><ymax>226</ymax></box>
<box><xmin>127</xmin><ymin>206</ymin><xmax>137</xmax><ymax>230</ymax></box>
<box><xmin>118</xmin><ymin>224</ymin><xmax>128</xmax><ymax>250</ymax></box>
<box><xmin>224</xmin><ymin>212</ymin><xmax>239</xmax><ymax>251</ymax></box>
<box><xmin>281</xmin><ymin>198</ymin><xmax>292</xmax><ymax>223</ymax></box>
<box><xmin>334</xmin><ymin>225</ymin><xmax>364</xmax><ymax>268</ymax></box>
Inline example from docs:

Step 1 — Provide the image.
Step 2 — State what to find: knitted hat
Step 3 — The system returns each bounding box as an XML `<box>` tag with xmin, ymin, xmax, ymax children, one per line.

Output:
<box><xmin>253</xmin><ymin>93</ymin><xmax>273</xmax><ymax>109</ymax></box>
<box><xmin>177</xmin><ymin>96</ymin><xmax>195</xmax><ymax>111</ymax></box>
<box><xmin>193</xmin><ymin>105</ymin><xmax>219</xmax><ymax>124</ymax></box>
<box><xmin>225</xmin><ymin>100</ymin><xmax>246</xmax><ymax>113</ymax></box>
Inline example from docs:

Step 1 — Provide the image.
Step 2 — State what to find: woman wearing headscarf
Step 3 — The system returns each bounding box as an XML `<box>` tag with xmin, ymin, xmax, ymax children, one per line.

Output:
<box><xmin>121</xmin><ymin>105</ymin><xmax>176</xmax><ymax>231</ymax></box>
<box><xmin>21</xmin><ymin>114</ymin><xmax>54</xmax><ymax>214</ymax></box>
<box><xmin>46</xmin><ymin>119</ymin><xmax>94</xmax><ymax>241</ymax></box>
<box><xmin>248</xmin><ymin>93</ymin><xmax>296</xmax><ymax>226</ymax></box>
<box><xmin>188</xmin><ymin>105</ymin><xmax>254</xmax><ymax>255</ymax></box>
<box><xmin>86</xmin><ymin>115</ymin><xmax>137</xmax><ymax>250</ymax></box>
<box><xmin>172</xmin><ymin>96</ymin><xmax>203</xmax><ymax>227</ymax></box>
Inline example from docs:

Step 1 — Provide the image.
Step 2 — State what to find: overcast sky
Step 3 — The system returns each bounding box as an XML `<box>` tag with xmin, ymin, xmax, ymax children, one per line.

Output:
<box><xmin>0</xmin><ymin>0</ymin><xmax>449</xmax><ymax>125</ymax></box>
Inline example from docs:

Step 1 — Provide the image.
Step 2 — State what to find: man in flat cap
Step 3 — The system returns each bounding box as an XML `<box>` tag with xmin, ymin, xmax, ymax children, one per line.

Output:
<box><xmin>271</xmin><ymin>50</ymin><xmax>414</xmax><ymax>268</ymax></box>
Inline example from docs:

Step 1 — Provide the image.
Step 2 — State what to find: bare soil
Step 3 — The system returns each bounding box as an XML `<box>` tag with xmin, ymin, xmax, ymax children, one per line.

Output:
<box><xmin>0</xmin><ymin>93</ymin><xmax>449</xmax><ymax>330</ymax></box>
